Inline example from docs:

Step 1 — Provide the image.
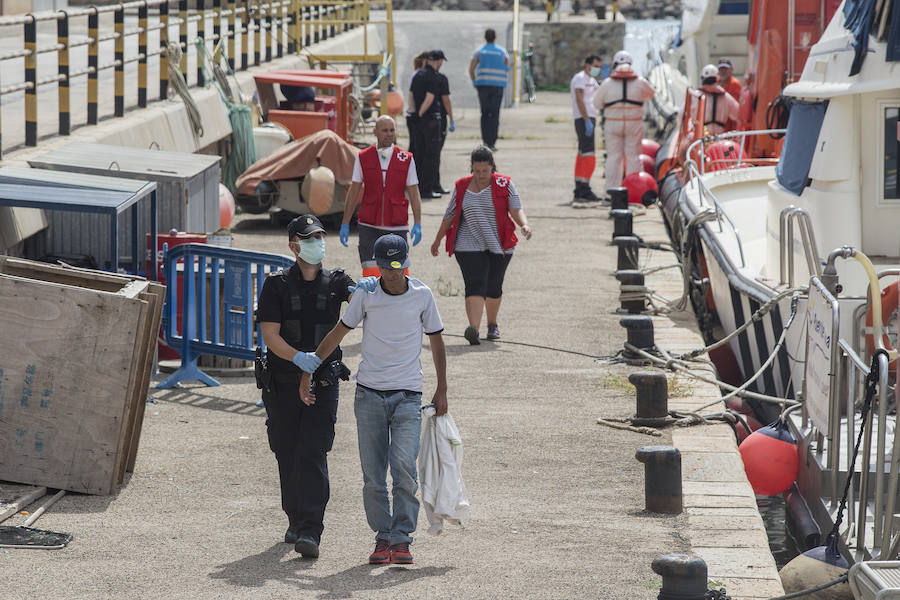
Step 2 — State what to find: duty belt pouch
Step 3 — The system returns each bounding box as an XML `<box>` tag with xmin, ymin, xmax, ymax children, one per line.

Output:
<box><xmin>254</xmin><ymin>347</ymin><xmax>272</xmax><ymax>391</ymax></box>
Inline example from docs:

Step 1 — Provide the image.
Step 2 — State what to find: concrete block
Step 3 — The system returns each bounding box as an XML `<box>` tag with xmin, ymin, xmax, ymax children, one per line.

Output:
<box><xmin>683</xmin><ymin>494</ymin><xmax>758</xmax><ymax>509</ymax></box>
<box><xmin>689</xmin><ymin>526</ymin><xmax>770</xmax><ymax>548</ymax></box>
<box><xmin>163</xmin><ymin>103</ymin><xmax>200</xmax><ymax>152</ymax></box>
<box><xmin>709</xmin><ymin>577</ymin><xmax>785</xmax><ymax>599</ymax></box>
<box><xmin>682</xmin><ymin>480</ymin><xmax>755</xmax><ymax>497</ymax></box>
<box><xmin>694</xmin><ymin>547</ymin><xmax>779</xmax><ymax>576</ymax></box>
<box><xmin>686</xmin><ymin>506</ymin><xmax>763</xmax><ymax>517</ymax></box>
<box><xmin>681</xmin><ymin>451</ymin><xmax>748</xmax><ymax>482</ymax></box>
<box><xmin>688</xmin><ymin>514</ymin><xmax>768</xmax><ymax>532</ymax></box>
<box><xmin>195</xmin><ymin>92</ymin><xmax>232</xmax><ymax>150</ymax></box>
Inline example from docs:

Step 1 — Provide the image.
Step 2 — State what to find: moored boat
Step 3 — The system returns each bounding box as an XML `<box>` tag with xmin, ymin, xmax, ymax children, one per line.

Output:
<box><xmin>653</xmin><ymin>0</ymin><xmax>900</xmax><ymax>562</ymax></box>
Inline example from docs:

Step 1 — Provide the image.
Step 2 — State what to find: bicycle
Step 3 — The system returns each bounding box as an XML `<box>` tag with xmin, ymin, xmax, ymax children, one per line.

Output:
<box><xmin>522</xmin><ymin>43</ymin><xmax>536</xmax><ymax>104</ymax></box>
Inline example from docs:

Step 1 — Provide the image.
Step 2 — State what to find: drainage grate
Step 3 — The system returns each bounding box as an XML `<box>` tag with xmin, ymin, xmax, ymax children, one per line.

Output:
<box><xmin>0</xmin><ymin>526</ymin><xmax>73</xmax><ymax>549</ymax></box>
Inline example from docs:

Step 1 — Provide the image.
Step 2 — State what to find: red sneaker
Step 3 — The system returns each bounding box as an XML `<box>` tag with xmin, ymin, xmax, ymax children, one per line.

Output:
<box><xmin>368</xmin><ymin>539</ymin><xmax>391</xmax><ymax>564</ymax></box>
<box><xmin>390</xmin><ymin>542</ymin><xmax>413</xmax><ymax>564</ymax></box>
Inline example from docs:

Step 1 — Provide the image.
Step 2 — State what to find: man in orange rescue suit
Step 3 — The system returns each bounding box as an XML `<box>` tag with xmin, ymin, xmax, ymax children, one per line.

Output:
<box><xmin>340</xmin><ymin>115</ymin><xmax>423</xmax><ymax>277</ymax></box>
<box><xmin>591</xmin><ymin>50</ymin><xmax>655</xmax><ymax>194</ymax></box>
<box><xmin>699</xmin><ymin>64</ymin><xmax>739</xmax><ymax>135</ymax></box>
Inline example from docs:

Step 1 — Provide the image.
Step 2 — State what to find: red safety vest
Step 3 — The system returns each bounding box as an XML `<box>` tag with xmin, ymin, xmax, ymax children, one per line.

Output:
<box><xmin>357</xmin><ymin>145</ymin><xmax>413</xmax><ymax>227</ymax></box>
<box><xmin>445</xmin><ymin>173</ymin><xmax>518</xmax><ymax>256</ymax></box>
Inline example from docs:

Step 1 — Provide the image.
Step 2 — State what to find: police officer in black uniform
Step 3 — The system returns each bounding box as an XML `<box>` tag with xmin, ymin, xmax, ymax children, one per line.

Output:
<box><xmin>409</xmin><ymin>49</ymin><xmax>447</xmax><ymax>199</ymax></box>
<box><xmin>257</xmin><ymin>214</ymin><xmax>375</xmax><ymax>558</ymax></box>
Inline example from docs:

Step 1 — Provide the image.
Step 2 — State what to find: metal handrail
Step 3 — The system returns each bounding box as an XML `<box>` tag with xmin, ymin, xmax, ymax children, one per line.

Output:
<box><xmin>779</xmin><ymin>206</ymin><xmax>822</xmax><ymax>286</ymax></box>
<box><xmin>684</xmin><ymin>160</ymin><xmax>747</xmax><ymax>268</ymax></box>
<box><xmin>0</xmin><ymin>0</ymin><xmax>390</xmax><ymax>158</ymax></box>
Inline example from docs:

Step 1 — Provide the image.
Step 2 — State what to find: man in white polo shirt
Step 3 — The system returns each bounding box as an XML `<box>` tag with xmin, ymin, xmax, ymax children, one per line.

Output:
<box><xmin>298</xmin><ymin>234</ymin><xmax>447</xmax><ymax>566</ymax></box>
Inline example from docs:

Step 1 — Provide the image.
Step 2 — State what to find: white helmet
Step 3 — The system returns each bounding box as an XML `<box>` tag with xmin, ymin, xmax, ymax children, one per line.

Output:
<box><xmin>700</xmin><ymin>64</ymin><xmax>718</xmax><ymax>80</ymax></box>
<box><xmin>613</xmin><ymin>50</ymin><xmax>633</xmax><ymax>65</ymax></box>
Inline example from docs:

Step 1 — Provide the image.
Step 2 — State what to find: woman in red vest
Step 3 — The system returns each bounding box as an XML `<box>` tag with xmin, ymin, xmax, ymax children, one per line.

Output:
<box><xmin>429</xmin><ymin>147</ymin><xmax>532</xmax><ymax>345</ymax></box>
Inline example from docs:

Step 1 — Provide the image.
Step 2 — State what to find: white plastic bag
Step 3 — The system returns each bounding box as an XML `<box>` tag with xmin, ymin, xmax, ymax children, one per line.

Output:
<box><xmin>419</xmin><ymin>407</ymin><xmax>469</xmax><ymax>535</ymax></box>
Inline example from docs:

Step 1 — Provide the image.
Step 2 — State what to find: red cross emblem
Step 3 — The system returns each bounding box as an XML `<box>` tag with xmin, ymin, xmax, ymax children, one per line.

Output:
<box><xmin>396</xmin><ymin>151</ymin><xmax>409</xmax><ymax>162</ymax></box>
<box><xmin>496</xmin><ymin>176</ymin><xmax>509</xmax><ymax>188</ymax></box>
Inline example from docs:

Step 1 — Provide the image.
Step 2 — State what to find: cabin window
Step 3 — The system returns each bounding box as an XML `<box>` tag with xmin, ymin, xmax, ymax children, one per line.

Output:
<box><xmin>775</xmin><ymin>100</ymin><xmax>828</xmax><ymax>196</ymax></box>
<box><xmin>718</xmin><ymin>0</ymin><xmax>749</xmax><ymax>15</ymax></box>
<box><xmin>884</xmin><ymin>107</ymin><xmax>899</xmax><ymax>200</ymax></box>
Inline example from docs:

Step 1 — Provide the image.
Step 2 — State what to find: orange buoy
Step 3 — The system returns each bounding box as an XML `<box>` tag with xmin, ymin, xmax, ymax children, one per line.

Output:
<box><xmin>641</xmin><ymin>139</ymin><xmax>660</xmax><ymax>158</ymax></box>
<box><xmin>219</xmin><ymin>184</ymin><xmax>235</xmax><ymax>228</ymax></box>
<box><xmin>623</xmin><ymin>171</ymin><xmax>658</xmax><ymax>206</ymax></box>
<box><xmin>385</xmin><ymin>90</ymin><xmax>404</xmax><ymax>117</ymax></box>
<box><xmin>739</xmin><ymin>418</ymin><xmax>798</xmax><ymax>496</ymax></box>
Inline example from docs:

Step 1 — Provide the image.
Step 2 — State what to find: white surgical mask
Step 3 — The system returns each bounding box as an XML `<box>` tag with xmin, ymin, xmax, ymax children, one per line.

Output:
<box><xmin>298</xmin><ymin>238</ymin><xmax>325</xmax><ymax>264</ymax></box>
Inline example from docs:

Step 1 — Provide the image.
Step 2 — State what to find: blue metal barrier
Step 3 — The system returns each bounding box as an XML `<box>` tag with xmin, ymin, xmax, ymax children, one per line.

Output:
<box><xmin>156</xmin><ymin>243</ymin><xmax>295</xmax><ymax>389</ymax></box>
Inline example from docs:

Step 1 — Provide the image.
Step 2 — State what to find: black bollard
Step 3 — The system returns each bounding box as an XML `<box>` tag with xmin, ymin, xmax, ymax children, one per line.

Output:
<box><xmin>629</xmin><ymin>371</ymin><xmax>669</xmax><ymax>427</ymax></box>
<box><xmin>651</xmin><ymin>554</ymin><xmax>707</xmax><ymax>600</ymax></box>
<box><xmin>613</xmin><ymin>235</ymin><xmax>640</xmax><ymax>271</ymax></box>
<box><xmin>620</xmin><ymin>315</ymin><xmax>654</xmax><ymax>358</ymax></box>
<box><xmin>615</xmin><ymin>269</ymin><xmax>645</xmax><ymax>314</ymax></box>
<box><xmin>608</xmin><ymin>186</ymin><xmax>628</xmax><ymax>211</ymax></box>
<box><xmin>610</xmin><ymin>209</ymin><xmax>633</xmax><ymax>240</ymax></box>
<box><xmin>636</xmin><ymin>446</ymin><xmax>683</xmax><ymax>514</ymax></box>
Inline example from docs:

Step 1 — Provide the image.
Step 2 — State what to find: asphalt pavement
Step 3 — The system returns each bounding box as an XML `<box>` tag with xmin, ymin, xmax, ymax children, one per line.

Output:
<box><xmin>0</xmin><ymin>90</ymin><xmax>707</xmax><ymax>599</ymax></box>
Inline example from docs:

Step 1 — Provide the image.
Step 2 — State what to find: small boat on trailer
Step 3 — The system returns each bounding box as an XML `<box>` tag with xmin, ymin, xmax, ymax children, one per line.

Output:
<box><xmin>654</xmin><ymin>0</ymin><xmax>900</xmax><ymax>563</ymax></box>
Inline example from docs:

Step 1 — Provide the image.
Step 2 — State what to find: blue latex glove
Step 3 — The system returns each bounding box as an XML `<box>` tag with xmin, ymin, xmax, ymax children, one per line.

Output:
<box><xmin>348</xmin><ymin>276</ymin><xmax>377</xmax><ymax>294</ymax></box>
<box><xmin>410</xmin><ymin>223</ymin><xmax>422</xmax><ymax>246</ymax></box>
<box><xmin>339</xmin><ymin>223</ymin><xmax>350</xmax><ymax>247</ymax></box>
<box><xmin>584</xmin><ymin>119</ymin><xmax>594</xmax><ymax>137</ymax></box>
<box><xmin>292</xmin><ymin>351</ymin><xmax>322</xmax><ymax>373</ymax></box>
<box><xmin>448</xmin><ymin>119</ymin><xmax>456</xmax><ymax>132</ymax></box>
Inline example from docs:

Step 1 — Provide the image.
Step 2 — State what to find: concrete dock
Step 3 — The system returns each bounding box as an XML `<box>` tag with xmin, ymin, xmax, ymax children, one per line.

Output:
<box><xmin>0</xmin><ymin>35</ymin><xmax>783</xmax><ymax>600</ymax></box>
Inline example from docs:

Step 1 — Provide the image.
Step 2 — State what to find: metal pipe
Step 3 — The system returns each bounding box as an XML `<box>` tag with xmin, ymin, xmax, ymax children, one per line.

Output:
<box><xmin>58</xmin><ymin>9</ymin><xmax>71</xmax><ymax>135</ymax></box>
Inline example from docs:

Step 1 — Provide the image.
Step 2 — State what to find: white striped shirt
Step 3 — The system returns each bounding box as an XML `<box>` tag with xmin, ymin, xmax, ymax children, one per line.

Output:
<box><xmin>442</xmin><ymin>181</ymin><xmax>522</xmax><ymax>254</ymax></box>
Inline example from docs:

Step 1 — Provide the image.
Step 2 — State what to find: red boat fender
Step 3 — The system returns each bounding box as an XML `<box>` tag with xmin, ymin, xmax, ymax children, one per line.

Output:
<box><xmin>641</xmin><ymin>138</ymin><xmax>660</xmax><ymax>159</ymax></box>
<box><xmin>623</xmin><ymin>171</ymin><xmax>658</xmax><ymax>206</ymax></box>
<box><xmin>704</xmin><ymin>140</ymin><xmax>742</xmax><ymax>172</ymax></box>
<box><xmin>639</xmin><ymin>153</ymin><xmax>655</xmax><ymax>176</ymax></box>
<box><xmin>739</xmin><ymin>419</ymin><xmax>798</xmax><ymax>496</ymax></box>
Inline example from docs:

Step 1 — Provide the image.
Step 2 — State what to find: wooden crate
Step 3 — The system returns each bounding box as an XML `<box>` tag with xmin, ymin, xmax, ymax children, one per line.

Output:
<box><xmin>0</xmin><ymin>257</ymin><xmax>164</xmax><ymax>495</ymax></box>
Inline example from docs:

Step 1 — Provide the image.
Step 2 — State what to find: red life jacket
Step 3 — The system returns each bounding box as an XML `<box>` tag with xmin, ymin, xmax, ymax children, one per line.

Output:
<box><xmin>357</xmin><ymin>145</ymin><xmax>413</xmax><ymax>227</ymax></box>
<box><xmin>445</xmin><ymin>173</ymin><xmax>518</xmax><ymax>256</ymax></box>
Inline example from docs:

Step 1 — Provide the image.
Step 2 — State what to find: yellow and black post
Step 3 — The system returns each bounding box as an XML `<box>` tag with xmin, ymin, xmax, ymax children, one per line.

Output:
<box><xmin>88</xmin><ymin>7</ymin><xmax>99</xmax><ymax>123</ymax></box>
<box><xmin>58</xmin><ymin>10</ymin><xmax>71</xmax><ymax>135</ymax></box>
<box><xmin>160</xmin><ymin>0</ymin><xmax>169</xmax><ymax>100</ymax></box>
<box><xmin>265</xmin><ymin>2</ymin><xmax>272</xmax><ymax>63</ymax></box>
<box><xmin>240</xmin><ymin>0</ymin><xmax>248</xmax><ymax>69</ymax></box>
<box><xmin>227</xmin><ymin>0</ymin><xmax>235</xmax><ymax>70</ymax></box>
<box><xmin>179</xmin><ymin>0</ymin><xmax>187</xmax><ymax>78</ymax></box>
<box><xmin>115</xmin><ymin>3</ymin><xmax>125</xmax><ymax>117</ymax></box>
<box><xmin>277</xmin><ymin>0</ymin><xmax>284</xmax><ymax>58</ymax></box>
<box><xmin>313</xmin><ymin>3</ymin><xmax>319</xmax><ymax>43</ymax></box>
<box><xmin>24</xmin><ymin>14</ymin><xmax>37</xmax><ymax>146</ymax></box>
<box><xmin>213</xmin><ymin>0</ymin><xmax>221</xmax><ymax>64</ymax></box>
<box><xmin>290</xmin><ymin>0</ymin><xmax>298</xmax><ymax>54</ymax></box>
<box><xmin>197</xmin><ymin>0</ymin><xmax>205</xmax><ymax>86</ymax></box>
<box><xmin>138</xmin><ymin>1</ymin><xmax>148</xmax><ymax>107</ymax></box>
<box><xmin>253</xmin><ymin>0</ymin><xmax>261</xmax><ymax>66</ymax></box>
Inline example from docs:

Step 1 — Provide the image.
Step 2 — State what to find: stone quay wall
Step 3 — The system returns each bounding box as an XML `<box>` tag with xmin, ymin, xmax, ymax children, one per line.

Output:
<box><xmin>523</xmin><ymin>21</ymin><xmax>625</xmax><ymax>87</ymax></box>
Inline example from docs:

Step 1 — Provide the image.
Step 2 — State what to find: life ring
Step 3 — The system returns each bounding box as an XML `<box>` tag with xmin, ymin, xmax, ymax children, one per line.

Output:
<box><xmin>865</xmin><ymin>280</ymin><xmax>899</xmax><ymax>375</ymax></box>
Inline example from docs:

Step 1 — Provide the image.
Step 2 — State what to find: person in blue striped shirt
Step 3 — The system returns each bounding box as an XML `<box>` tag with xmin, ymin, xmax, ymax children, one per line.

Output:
<box><xmin>469</xmin><ymin>29</ymin><xmax>510</xmax><ymax>151</ymax></box>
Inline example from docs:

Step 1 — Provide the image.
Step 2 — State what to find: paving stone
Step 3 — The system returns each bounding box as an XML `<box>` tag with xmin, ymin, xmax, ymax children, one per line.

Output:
<box><xmin>683</xmin><ymin>494</ymin><xmax>758</xmax><ymax>509</ymax></box>
<box><xmin>694</xmin><ymin>547</ymin><xmax>780</xmax><ymax>577</ymax></box>
<box><xmin>708</xmin><ymin>576</ymin><xmax>785</xmax><ymax>599</ymax></box>
<box><xmin>688</xmin><ymin>526</ymin><xmax>770</xmax><ymax>548</ymax></box>
<box><xmin>682</xmin><ymin>452</ymin><xmax>748</xmax><ymax>482</ymax></box>
<box><xmin>682</xmin><ymin>480</ymin><xmax>755</xmax><ymax>496</ymax></box>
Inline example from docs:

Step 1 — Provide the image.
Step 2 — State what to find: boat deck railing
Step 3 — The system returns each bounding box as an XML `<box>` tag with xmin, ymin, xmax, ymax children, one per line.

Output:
<box><xmin>779</xmin><ymin>206</ymin><xmax>822</xmax><ymax>286</ymax></box>
<box><xmin>682</xmin><ymin>129</ymin><xmax>786</xmax><ymax>271</ymax></box>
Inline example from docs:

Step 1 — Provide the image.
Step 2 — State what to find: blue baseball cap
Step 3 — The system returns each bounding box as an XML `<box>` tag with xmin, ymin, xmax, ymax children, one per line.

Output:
<box><xmin>373</xmin><ymin>234</ymin><xmax>410</xmax><ymax>270</ymax></box>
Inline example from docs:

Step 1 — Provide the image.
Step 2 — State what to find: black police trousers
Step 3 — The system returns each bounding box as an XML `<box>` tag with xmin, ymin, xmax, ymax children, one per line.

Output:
<box><xmin>262</xmin><ymin>374</ymin><xmax>338</xmax><ymax>543</ymax></box>
<box><xmin>413</xmin><ymin>113</ymin><xmax>443</xmax><ymax>195</ymax></box>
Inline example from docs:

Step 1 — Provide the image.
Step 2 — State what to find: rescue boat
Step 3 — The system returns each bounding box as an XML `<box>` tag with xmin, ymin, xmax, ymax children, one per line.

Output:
<box><xmin>652</xmin><ymin>0</ymin><xmax>900</xmax><ymax>562</ymax></box>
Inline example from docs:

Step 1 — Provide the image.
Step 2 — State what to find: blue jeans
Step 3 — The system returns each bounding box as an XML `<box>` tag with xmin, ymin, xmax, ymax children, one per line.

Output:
<box><xmin>354</xmin><ymin>385</ymin><xmax>422</xmax><ymax>545</ymax></box>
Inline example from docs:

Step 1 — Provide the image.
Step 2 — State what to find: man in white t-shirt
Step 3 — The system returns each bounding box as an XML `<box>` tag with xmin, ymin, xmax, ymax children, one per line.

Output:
<box><xmin>298</xmin><ymin>234</ymin><xmax>447</xmax><ymax>566</ymax></box>
<box><xmin>340</xmin><ymin>115</ymin><xmax>423</xmax><ymax>278</ymax></box>
<box><xmin>570</xmin><ymin>55</ymin><xmax>604</xmax><ymax>206</ymax></box>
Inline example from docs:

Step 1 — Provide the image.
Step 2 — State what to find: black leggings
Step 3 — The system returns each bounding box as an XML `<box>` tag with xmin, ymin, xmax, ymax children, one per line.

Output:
<box><xmin>454</xmin><ymin>251</ymin><xmax>512</xmax><ymax>298</ymax></box>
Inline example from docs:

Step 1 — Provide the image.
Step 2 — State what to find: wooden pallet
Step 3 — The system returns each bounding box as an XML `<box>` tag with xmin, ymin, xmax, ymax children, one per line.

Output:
<box><xmin>0</xmin><ymin>257</ymin><xmax>164</xmax><ymax>495</ymax></box>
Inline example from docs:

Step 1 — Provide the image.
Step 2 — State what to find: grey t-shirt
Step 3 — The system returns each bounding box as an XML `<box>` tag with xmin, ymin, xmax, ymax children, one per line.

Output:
<box><xmin>341</xmin><ymin>277</ymin><xmax>443</xmax><ymax>393</ymax></box>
